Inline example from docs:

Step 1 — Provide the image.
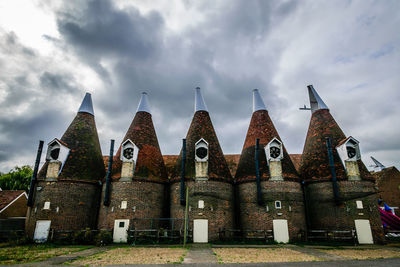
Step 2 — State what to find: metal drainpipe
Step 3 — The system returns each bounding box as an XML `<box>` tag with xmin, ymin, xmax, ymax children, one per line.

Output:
<box><xmin>27</xmin><ymin>140</ymin><xmax>44</xmax><ymax>207</ymax></box>
<box><xmin>255</xmin><ymin>138</ymin><xmax>263</xmax><ymax>205</ymax></box>
<box><xmin>326</xmin><ymin>137</ymin><xmax>340</xmax><ymax>205</ymax></box>
<box><xmin>180</xmin><ymin>139</ymin><xmax>186</xmax><ymax>206</ymax></box>
<box><xmin>103</xmin><ymin>139</ymin><xmax>114</xmax><ymax>206</ymax></box>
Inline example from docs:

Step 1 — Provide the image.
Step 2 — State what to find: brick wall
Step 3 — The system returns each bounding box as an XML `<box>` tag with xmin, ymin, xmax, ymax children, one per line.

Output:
<box><xmin>25</xmin><ymin>180</ymin><xmax>100</xmax><ymax>237</ymax></box>
<box><xmin>97</xmin><ymin>181</ymin><xmax>166</xmax><ymax>230</ymax></box>
<box><xmin>374</xmin><ymin>167</ymin><xmax>400</xmax><ymax>208</ymax></box>
<box><xmin>305</xmin><ymin>180</ymin><xmax>385</xmax><ymax>243</ymax></box>
<box><xmin>170</xmin><ymin>180</ymin><xmax>234</xmax><ymax>241</ymax></box>
<box><xmin>238</xmin><ymin>181</ymin><xmax>306</xmax><ymax>241</ymax></box>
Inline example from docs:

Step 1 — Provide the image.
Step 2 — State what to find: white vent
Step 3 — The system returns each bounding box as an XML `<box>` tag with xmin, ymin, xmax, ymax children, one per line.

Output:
<box><xmin>43</xmin><ymin>202</ymin><xmax>50</xmax><ymax>210</ymax></box>
<box><xmin>198</xmin><ymin>200</ymin><xmax>204</xmax><ymax>209</ymax></box>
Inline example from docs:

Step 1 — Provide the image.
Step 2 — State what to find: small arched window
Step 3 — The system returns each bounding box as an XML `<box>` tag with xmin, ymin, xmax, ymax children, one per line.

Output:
<box><xmin>195</xmin><ymin>138</ymin><xmax>208</xmax><ymax>162</ymax></box>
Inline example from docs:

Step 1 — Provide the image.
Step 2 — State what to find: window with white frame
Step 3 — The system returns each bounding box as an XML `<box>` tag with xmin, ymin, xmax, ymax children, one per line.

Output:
<box><xmin>356</xmin><ymin>200</ymin><xmax>363</xmax><ymax>209</ymax></box>
<box><xmin>275</xmin><ymin>201</ymin><xmax>282</xmax><ymax>209</ymax></box>
<box><xmin>121</xmin><ymin>201</ymin><xmax>127</xmax><ymax>209</ymax></box>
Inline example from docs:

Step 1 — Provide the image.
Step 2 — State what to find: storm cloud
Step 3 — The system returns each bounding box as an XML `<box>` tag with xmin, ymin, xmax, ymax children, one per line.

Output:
<box><xmin>0</xmin><ymin>0</ymin><xmax>399</xmax><ymax>172</ymax></box>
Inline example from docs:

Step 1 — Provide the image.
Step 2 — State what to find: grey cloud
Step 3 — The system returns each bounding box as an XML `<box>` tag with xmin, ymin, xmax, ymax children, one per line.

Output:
<box><xmin>0</xmin><ymin>0</ymin><xmax>399</xmax><ymax>172</ymax></box>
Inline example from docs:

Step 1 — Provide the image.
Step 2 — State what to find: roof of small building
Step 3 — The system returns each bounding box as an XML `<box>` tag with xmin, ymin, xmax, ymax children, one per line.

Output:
<box><xmin>373</xmin><ymin>166</ymin><xmax>400</xmax><ymax>184</ymax></box>
<box><xmin>0</xmin><ymin>190</ymin><xmax>27</xmax><ymax>212</ymax></box>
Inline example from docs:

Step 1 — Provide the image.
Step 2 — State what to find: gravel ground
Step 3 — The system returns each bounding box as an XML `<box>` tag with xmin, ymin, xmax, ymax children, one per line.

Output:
<box><xmin>70</xmin><ymin>247</ymin><xmax>187</xmax><ymax>265</ymax></box>
<box><xmin>318</xmin><ymin>248</ymin><xmax>400</xmax><ymax>260</ymax></box>
<box><xmin>213</xmin><ymin>248</ymin><xmax>319</xmax><ymax>263</ymax></box>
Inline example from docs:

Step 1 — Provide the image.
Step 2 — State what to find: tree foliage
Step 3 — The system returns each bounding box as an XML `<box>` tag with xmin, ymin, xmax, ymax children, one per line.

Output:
<box><xmin>0</xmin><ymin>166</ymin><xmax>33</xmax><ymax>191</ymax></box>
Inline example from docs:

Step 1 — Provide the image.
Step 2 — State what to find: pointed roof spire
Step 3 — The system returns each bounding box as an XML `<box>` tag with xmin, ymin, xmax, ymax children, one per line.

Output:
<box><xmin>113</xmin><ymin>92</ymin><xmax>167</xmax><ymax>182</ymax></box>
<box><xmin>252</xmin><ymin>89</ymin><xmax>267</xmax><ymax>112</ymax></box>
<box><xmin>136</xmin><ymin>92</ymin><xmax>151</xmax><ymax>114</ymax></box>
<box><xmin>195</xmin><ymin>87</ymin><xmax>208</xmax><ymax>112</ymax></box>
<box><xmin>78</xmin><ymin>92</ymin><xmax>94</xmax><ymax>115</ymax></box>
<box><xmin>37</xmin><ymin>94</ymin><xmax>105</xmax><ymax>181</ymax></box>
<box><xmin>307</xmin><ymin>85</ymin><xmax>329</xmax><ymax>113</ymax></box>
<box><xmin>235</xmin><ymin>91</ymin><xmax>298</xmax><ymax>182</ymax></box>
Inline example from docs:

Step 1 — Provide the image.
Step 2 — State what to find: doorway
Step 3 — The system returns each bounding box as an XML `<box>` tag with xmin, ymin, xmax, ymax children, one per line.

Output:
<box><xmin>113</xmin><ymin>219</ymin><xmax>129</xmax><ymax>243</ymax></box>
<box><xmin>273</xmin><ymin>219</ymin><xmax>289</xmax><ymax>243</ymax></box>
<box><xmin>193</xmin><ymin>219</ymin><xmax>208</xmax><ymax>243</ymax></box>
<box><xmin>33</xmin><ymin>220</ymin><xmax>51</xmax><ymax>243</ymax></box>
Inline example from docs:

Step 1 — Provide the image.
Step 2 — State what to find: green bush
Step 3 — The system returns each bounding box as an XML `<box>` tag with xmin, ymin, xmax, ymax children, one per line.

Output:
<box><xmin>72</xmin><ymin>229</ymin><xmax>95</xmax><ymax>245</ymax></box>
<box><xmin>95</xmin><ymin>230</ymin><xmax>112</xmax><ymax>246</ymax></box>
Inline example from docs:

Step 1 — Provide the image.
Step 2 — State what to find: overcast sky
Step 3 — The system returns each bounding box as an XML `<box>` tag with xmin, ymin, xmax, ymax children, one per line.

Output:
<box><xmin>0</xmin><ymin>0</ymin><xmax>399</xmax><ymax>173</ymax></box>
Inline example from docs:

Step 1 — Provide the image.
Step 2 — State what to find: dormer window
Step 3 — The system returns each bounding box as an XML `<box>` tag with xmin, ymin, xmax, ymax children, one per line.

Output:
<box><xmin>46</xmin><ymin>139</ymin><xmax>70</xmax><ymax>163</ymax></box>
<box><xmin>336</xmin><ymin>136</ymin><xmax>361</xmax><ymax>163</ymax></box>
<box><xmin>265</xmin><ymin>138</ymin><xmax>283</xmax><ymax>162</ymax></box>
<box><xmin>121</xmin><ymin>139</ymin><xmax>139</xmax><ymax>162</ymax></box>
<box><xmin>50</xmin><ymin>145</ymin><xmax>60</xmax><ymax>160</ymax></box>
<box><xmin>346</xmin><ymin>140</ymin><xmax>358</xmax><ymax>159</ymax></box>
<box><xmin>195</xmin><ymin>139</ymin><xmax>208</xmax><ymax>162</ymax></box>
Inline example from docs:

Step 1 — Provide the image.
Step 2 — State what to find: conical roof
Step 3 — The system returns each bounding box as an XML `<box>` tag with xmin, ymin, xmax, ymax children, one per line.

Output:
<box><xmin>38</xmin><ymin>93</ymin><xmax>105</xmax><ymax>181</ymax></box>
<box><xmin>113</xmin><ymin>92</ymin><xmax>168</xmax><ymax>182</ymax></box>
<box><xmin>172</xmin><ymin>88</ymin><xmax>232</xmax><ymax>182</ymax></box>
<box><xmin>235</xmin><ymin>90</ymin><xmax>298</xmax><ymax>182</ymax></box>
<box><xmin>299</xmin><ymin>86</ymin><xmax>372</xmax><ymax>182</ymax></box>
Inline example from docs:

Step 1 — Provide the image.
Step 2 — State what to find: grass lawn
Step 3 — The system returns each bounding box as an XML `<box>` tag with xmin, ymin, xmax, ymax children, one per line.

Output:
<box><xmin>70</xmin><ymin>247</ymin><xmax>187</xmax><ymax>265</ymax></box>
<box><xmin>318</xmin><ymin>248</ymin><xmax>400</xmax><ymax>260</ymax></box>
<box><xmin>213</xmin><ymin>248</ymin><xmax>319</xmax><ymax>263</ymax></box>
<box><xmin>0</xmin><ymin>244</ymin><xmax>92</xmax><ymax>265</ymax></box>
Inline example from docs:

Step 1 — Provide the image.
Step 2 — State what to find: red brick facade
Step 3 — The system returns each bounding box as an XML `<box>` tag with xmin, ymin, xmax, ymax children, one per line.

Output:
<box><xmin>97</xmin><ymin>181</ymin><xmax>166</xmax><ymax>230</ymax></box>
<box><xmin>170</xmin><ymin>180</ymin><xmax>234</xmax><ymax>241</ymax></box>
<box><xmin>300</xmin><ymin>108</ymin><xmax>385</xmax><ymax>243</ymax></box>
<box><xmin>24</xmin><ymin>90</ymin><xmax>388</xmax><ymax>244</ymax></box>
<box><xmin>374</xmin><ymin>167</ymin><xmax>400</xmax><ymax>208</ymax></box>
<box><xmin>25</xmin><ymin>180</ymin><xmax>101</xmax><ymax>237</ymax></box>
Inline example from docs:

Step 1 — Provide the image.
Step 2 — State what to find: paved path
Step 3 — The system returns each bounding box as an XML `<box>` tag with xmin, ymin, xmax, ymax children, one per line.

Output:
<box><xmin>183</xmin><ymin>244</ymin><xmax>217</xmax><ymax>264</ymax></box>
<box><xmin>16</xmin><ymin>246</ymin><xmax>109</xmax><ymax>266</ymax></box>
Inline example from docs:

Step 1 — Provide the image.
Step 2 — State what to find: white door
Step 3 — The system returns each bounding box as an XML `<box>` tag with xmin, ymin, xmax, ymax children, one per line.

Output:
<box><xmin>355</xmin><ymin>219</ymin><xmax>373</xmax><ymax>244</ymax></box>
<box><xmin>113</xmin><ymin>219</ymin><xmax>129</xmax><ymax>243</ymax></box>
<box><xmin>193</xmin><ymin>219</ymin><xmax>208</xmax><ymax>243</ymax></box>
<box><xmin>273</xmin><ymin>219</ymin><xmax>289</xmax><ymax>243</ymax></box>
<box><xmin>33</xmin><ymin>220</ymin><xmax>51</xmax><ymax>243</ymax></box>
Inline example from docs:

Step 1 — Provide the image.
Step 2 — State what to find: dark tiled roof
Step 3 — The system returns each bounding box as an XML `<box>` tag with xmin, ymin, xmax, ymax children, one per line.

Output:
<box><xmin>299</xmin><ymin>109</ymin><xmax>373</xmax><ymax>182</ymax></box>
<box><xmin>289</xmin><ymin>154</ymin><xmax>302</xmax><ymax>172</ymax></box>
<box><xmin>0</xmin><ymin>190</ymin><xmax>26</xmax><ymax>211</ymax></box>
<box><xmin>112</xmin><ymin>111</ymin><xmax>168</xmax><ymax>182</ymax></box>
<box><xmin>163</xmin><ymin>155</ymin><xmax>179</xmax><ymax>179</ymax></box>
<box><xmin>235</xmin><ymin>110</ymin><xmax>299</xmax><ymax>182</ymax></box>
<box><xmin>225</xmin><ymin>154</ymin><xmax>240</xmax><ymax>178</ymax></box>
<box><xmin>171</xmin><ymin>111</ymin><xmax>232</xmax><ymax>182</ymax></box>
